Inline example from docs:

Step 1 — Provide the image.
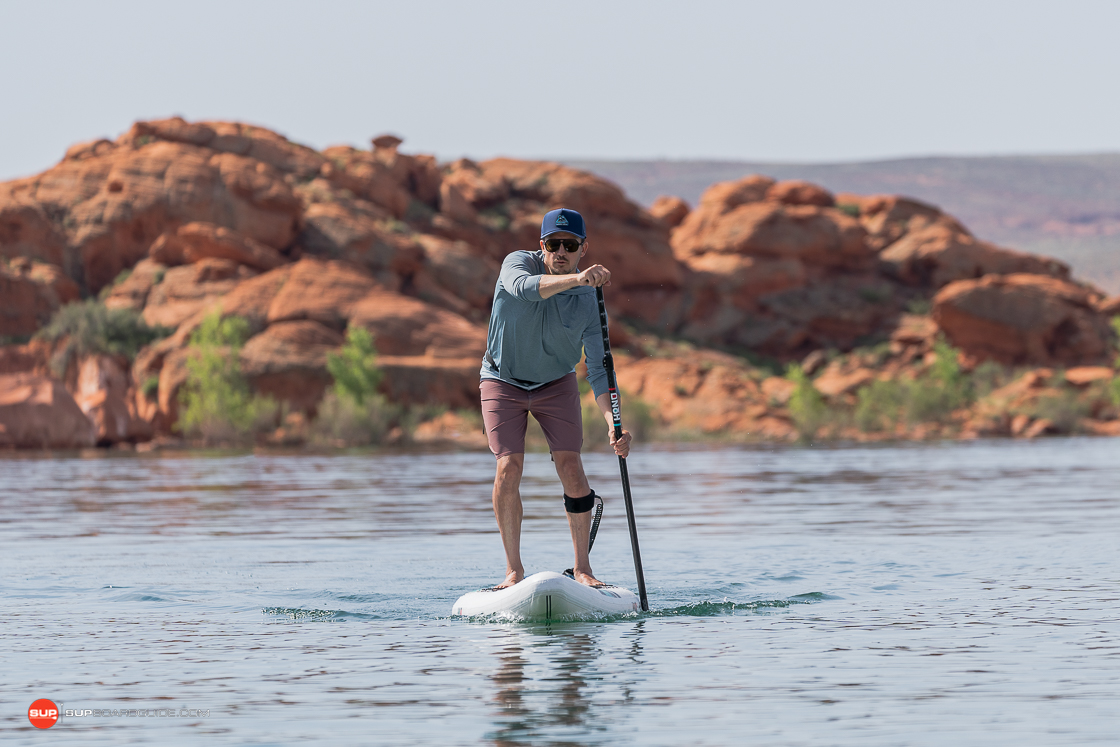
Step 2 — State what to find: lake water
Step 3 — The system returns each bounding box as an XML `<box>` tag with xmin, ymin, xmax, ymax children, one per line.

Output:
<box><xmin>2</xmin><ymin>438</ymin><xmax>1118</xmax><ymax>745</ymax></box>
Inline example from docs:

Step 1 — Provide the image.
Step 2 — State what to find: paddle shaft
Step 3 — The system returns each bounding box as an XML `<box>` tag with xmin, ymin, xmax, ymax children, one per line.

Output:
<box><xmin>595</xmin><ymin>286</ymin><xmax>649</xmax><ymax>611</ymax></box>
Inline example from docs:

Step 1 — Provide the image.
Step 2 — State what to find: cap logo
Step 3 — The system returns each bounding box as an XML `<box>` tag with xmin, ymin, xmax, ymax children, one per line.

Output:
<box><xmin>554</xmin><ymin>214</ymin><xmax>569</xmax><ymax>227</ymax></box>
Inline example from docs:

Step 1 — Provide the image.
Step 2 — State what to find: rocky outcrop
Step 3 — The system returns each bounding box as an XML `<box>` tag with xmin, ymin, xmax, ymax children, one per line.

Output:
<box><xmin>933</xmin><ymin>274</ymin><xmax>1115</xmax><ymax>365</ymax></box>
<box><xmin>612</xmin><ymin>350</ymin><xmax>795</xmax><ymax>440</ymax></box>
<box><xmin>266</xmin><ymin>258</ymin><xmax>379</xmax><ymax>330</ymax></box>
<box><xmin>1</xmin><ymin>117</ymin><xmax>1117</xmax><ymax>447</ymax></box>
<box><xmin>142</xmin><ymin>258</ymin><xmax>257</xmax><ymax>329</ymax></box>
<box><xmin>649</xmin><ymin>196</ymin><xmax>690</xmax><ymax>228</ymax></box>
<box><xmin>126</xmin><ymin>255</ymin><xmax>489</xmax><ymax>426</ymax></box>
<box><xmin>150</xmin><ymin>222</ymin><xmax>287</xmax><ymax>271</ymax></box>
<box><xmin>1</xmin><ymin>119</ymin><xmax>304</xmax><ymax>293</ymax></box>
<box><xmin>239</xmin><ymin>321</ymin><xmax>343</xmax><ymax>413</ymax></box>
<box><xmin>673</xmin><ymin>176</ymin><xmax>871</xmax><ymax>269</ymax></box>
<box><xmin>880</xmin><ymin>221</ymin><xmax>1069</xmax><ymax>288</ymax></box>
<box><xmin>0</xmin><ymin>259</ymin><xmax>80</xmax><ymax>337</ymax></box>
<box><xmin>0</xmin><ymin>373</ymin><xmax>96</xmax><ymax>448</ymax></box>
<box><xmin>670</xmin><ymin>175</ymin><xmax>901</xmax><ymax>354</ymax></box>
<box><xmin>73</xmin><ymin>354</ymin><xmax>151</xmax><ymax>443</ymax></box>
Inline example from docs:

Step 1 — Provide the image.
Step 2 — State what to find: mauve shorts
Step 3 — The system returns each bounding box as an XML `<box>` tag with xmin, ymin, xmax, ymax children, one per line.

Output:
<box><xmin>480</xmin><ymin>372</ymin><xmax>584</xmax><ymax>458</ymax></box>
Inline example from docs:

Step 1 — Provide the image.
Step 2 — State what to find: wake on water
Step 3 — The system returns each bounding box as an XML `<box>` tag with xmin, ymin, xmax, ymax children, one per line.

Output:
<box><xmin>262</xmin><ymin>592</ymin><xmax>833</xmax><ymax>624</ymax></box>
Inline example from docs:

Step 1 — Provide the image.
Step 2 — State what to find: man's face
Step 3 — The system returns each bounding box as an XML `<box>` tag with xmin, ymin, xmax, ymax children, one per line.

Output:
<box><xmin>539</xmin><ymin>231</ymin><xmax>587</xmax><ymax>275</ymax></box>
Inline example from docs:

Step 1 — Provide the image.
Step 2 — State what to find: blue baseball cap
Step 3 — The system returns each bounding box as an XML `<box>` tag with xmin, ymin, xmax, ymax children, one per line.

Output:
<box><xmin>540</xmin><ymin>208</ymin><xmax>586</xmax><ymax>239</ymax></box>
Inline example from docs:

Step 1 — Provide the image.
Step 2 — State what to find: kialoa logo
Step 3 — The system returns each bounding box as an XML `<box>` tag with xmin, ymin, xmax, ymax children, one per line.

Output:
<box><xmin>554</xmin><ymin>213</ymin><xmax>569</xmax><ymax>226</ymax></box>
<box><xmin>29</xmin><ymin>699</ymin><xmax>60</xmax><ymax>729</ymax></box>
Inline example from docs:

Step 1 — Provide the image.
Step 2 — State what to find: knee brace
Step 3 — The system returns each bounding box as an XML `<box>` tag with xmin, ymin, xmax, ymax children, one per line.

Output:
<box><xmin>564</xmin><ymin>490</ymin><xmax>597</xmax><ymax>514</ymax></box>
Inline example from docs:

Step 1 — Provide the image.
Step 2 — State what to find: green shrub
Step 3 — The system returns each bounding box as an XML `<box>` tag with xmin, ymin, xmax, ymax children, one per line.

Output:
<box><xmin>0</xmin><ymin>334</ymin><xmax>32</xmax><ymax>346</ymax></box>
<box><xmin>906</xmin><ymin>298</ymin><xmax>932</xmax><ymax>316</ymax></box>
<box><xmin>852</xmin><ymin>340</ymin><xmax>975</xmax><ymax>433</ymax></box>
<box><xmin>36</xmin><ymin>299</ymin><xmax>169</xmax><ymax>374</ymax></box>
<box><xmin>907</xmin><ymin>339</ymin><xmax>969</xmax><ymax>421</ymax></box>
<box><xmin>836</xmin><ymin>203</ymin><xmax>861</xmax><ymax>218</ymax></box>
<box><xmin>98</xmin><ymin>269</ymin><xmax>132</xmax><ymax>300</ymax></box>
<box><xmin>1110</xmin><ymin>376</ymin><xmax>1120</xmax><ymax>408</ymax></box>
<box><xmin>177</xmin><ymin>312</ymin><xmax>276</xmax><ymax>445</ymax></box>
<box><xmin>1026</xmin><ymin>390</ymin><xmax>1090</xmax><ymax>433</ymax></box>
<box><xmin>326</xmin><ymin>327</ymin><xmax>381</xmax><ymax>405</ymax></box>
<box><xmin>582</xmin><ymin>389</ymin><xmax>656</xmax><ymax>448</ymax></box>
<box><xmin>859</xmin><ymin>286</ymin><xmax>892</xmax><ymax>304</ymax></box>
<box><xmin>1112</xmin><ymin>316</ymin><xmax>1120</xmax><ymax>368</ymax></box>
<box><xmin>312</xmin><ymin>326</ymin><xmax>401</xmax><ymax>447</ymax></box>
<box><xmin>970</xmin><ymin>359</ymin><xmax>1009</xmax><ymax>399</ymax></box>
<box><xmin>310</xmin><ymin>390</ymin><xmax>397</xmax><ymax>447</ymax></box>
<box><xmin>142</xmin><ymin>375</ymin><xmax>160</xmax><ymax>398</ymax></box>
<box><xmin>479</xmin><ymin>207</ymin><xmax>512</xmax><ymax>232</ymax></box>
<box><xmin>854</xmin><ymin>379</ymin><xmax>907</xmax><ymax>432</ymax></box>
<box><xmin>785</xmin><ymin>363</ymin><xmax>828</xmax><ymax>438</ymax></box>
<box><xmin>404</xmin><ymin>199</ymin><xmax>435</xmax><ymax>223</ymax></box>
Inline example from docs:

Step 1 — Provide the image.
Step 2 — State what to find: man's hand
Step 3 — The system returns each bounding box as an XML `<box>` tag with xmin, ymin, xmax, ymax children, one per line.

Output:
<box><xmin>609</xmin><ymin>427</ymin><xmax>632</xmax><ymax>458</ymax></box>
<box><xmin>577</xmin><ymin>264</ymin><xmax>611</xmax><ymax>288</ymax></box>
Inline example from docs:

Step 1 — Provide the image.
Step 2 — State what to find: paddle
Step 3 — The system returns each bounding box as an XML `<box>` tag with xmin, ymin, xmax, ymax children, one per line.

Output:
<box><xmin>595</xmin><ymin>286</ymin><xmax>650</xmax><ymax>612</ymax></box>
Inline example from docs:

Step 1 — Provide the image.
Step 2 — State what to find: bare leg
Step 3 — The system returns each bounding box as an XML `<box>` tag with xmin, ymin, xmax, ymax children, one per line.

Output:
<box><xmin>553</xmin><ymin>450</ymin><xmax>602</xmax><ymax>587</ymax></box>
<box><xmin>492</xmin><ymin>453</ymin><xmax>526</xmax><ymax>588</ymax></box>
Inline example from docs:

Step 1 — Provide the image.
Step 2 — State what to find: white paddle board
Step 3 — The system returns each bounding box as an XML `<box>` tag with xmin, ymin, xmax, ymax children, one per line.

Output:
<box><xmin>452</xmin><ymin>571</ymin><xmax>640</xmax><ymax>620</ymax></box>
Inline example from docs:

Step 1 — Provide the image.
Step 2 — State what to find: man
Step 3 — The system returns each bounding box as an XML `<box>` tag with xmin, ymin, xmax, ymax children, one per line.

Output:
<box><xmin>480</xmin><ymin>207</ymin><xmax>633</xmax><ymax>589</ymax></box>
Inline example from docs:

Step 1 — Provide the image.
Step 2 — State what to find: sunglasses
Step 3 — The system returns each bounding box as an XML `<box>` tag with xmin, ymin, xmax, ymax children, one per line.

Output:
<box><xmin>543</xmin><ymin>238</ymin><xmax>583</xmax><ymax>253</ymax></box>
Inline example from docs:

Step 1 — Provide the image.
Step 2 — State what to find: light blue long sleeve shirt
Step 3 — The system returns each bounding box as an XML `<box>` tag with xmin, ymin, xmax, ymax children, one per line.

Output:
<box><xmin>481</xmin><ymin>250</ymin><xmax>609</xmax><ymax>398</ymax></box>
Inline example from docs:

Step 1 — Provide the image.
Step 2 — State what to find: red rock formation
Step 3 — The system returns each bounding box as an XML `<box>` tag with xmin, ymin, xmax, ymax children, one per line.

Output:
<box><xmin>1064</xmin><ymin>366</ymin><xmax>1114</xmax><ymax>387</ymax></box>
<box><xmin>2</xmin><ymin>117</ymin><xmax>1117</xmax><ymax>446</ymax></box>
<box><xmin>880</xmin><ymin>221</ymin><xmax>1069</xmax><ymax>288</ymax></box>
<box><xmin>239</xmin><ymin>321</ymin><xmax>344</xmax><ymax>413</ymax></box>
<box><xmin>767</xmin><ymin>180</ymin><xmax>835</xmax><ymax>207</ymax></box>
<box><xmin>142</xmin><ymin>258</ymin><xmax>256</xmax><ymax>329</ymax></box>
<box><xmin>349</xmin><ymin>289</ymin><xmax>487</xmax><ymax>358</ymax></box>
<box><xmin>266</xmin><ymin>258</ymin><xmax>379</xmax><ymax>330</ymax></box>
<box><xmin>836</xmin><ymin>194</ymin><xmax>950</xmax><ymax>252</ymax></box>
<box><xmin>673</xmin><ymin>183</ymin><xmax>870</xmax><ymax>269</ymax></box>
<box><xmin>0</xmin><ymin>125</ymin><xmax>303</xmax><ymax>293</ymax></box>
<box><xmin>933</xmin><ymin>274</ymin><xmax>1115</xmax><ymax>365</ymax></box>
<box><xmin>150</xmin><ymin>222</ymin><xmax>286</xmax><ymax>271</ymax></box>
<box><xmin>649</xmin><ymin>196</ymin><xmax>690</xmax><ymax>228</ymax></box>
<box><xmin>670</xmin><ymin>175</ymin><xmax>897</xmax><ymax>354</ymax></box>
<box><xmin>103</xmin><ymin>259</ymin><xmax>166</xmax><ymax>312</ymax></box>
<box><xmin>614</xmin><ymin>351</ymin><xmax>794</xmax><ymax>440</ymax></box>
<box><xmin>1</xmin><ymin>259</ymin><xmax>79</xmax><ymax>337</ymax></box>
<box><xmin>73</xmin><ymin>354</ymin><xmax>151</xmax><ymax>443</ymax></box>
<box><xmin>0</xmin><ymin>373</ymin><xmax>96</xmax><ymax>448</ymax></box>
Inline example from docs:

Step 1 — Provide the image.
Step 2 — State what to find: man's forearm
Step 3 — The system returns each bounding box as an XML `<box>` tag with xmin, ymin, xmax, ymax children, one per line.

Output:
<box><xmin>537</xmin><ymin>273</ymin><xmax>582</xmax><ymax>299</ymax></box>
<box><xmin>596</xmin><ymin>392</ymin><xmax>616</xmax><ymax>429</ymax></box>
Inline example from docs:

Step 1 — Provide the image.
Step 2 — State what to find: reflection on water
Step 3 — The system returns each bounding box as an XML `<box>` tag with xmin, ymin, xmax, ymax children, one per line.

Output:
<box><xmin>2</xmin><ymin>438</ymin><xmax>1119</xmax><ymax>746</ymax></box>
<box><xmin>486</xmin><ymin>623</ymin><xmax>647</xmax><ymax>747</ymax></box>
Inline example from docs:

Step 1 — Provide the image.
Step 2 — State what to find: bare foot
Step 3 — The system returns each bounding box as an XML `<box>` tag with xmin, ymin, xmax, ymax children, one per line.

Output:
<box><xmin>573</xmin><ymin>570</ymin><xmax>605</xmax><ymax>588</ymax></box>
<box><xmin>490</xmin><ymin>570</ymin><xmax>523</xmax><ymax>590</ymax></box>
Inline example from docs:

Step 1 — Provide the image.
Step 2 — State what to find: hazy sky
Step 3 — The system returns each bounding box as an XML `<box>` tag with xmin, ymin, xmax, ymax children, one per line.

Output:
<box><xmin>3</xmin><ymin>0</ymin><xmax>1119</xmax><ymax>180</ymax></box>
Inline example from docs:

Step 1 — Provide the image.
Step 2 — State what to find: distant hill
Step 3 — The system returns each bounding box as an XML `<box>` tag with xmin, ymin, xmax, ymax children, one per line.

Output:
<box><xmin>566</xmin><ymin>155</ymin><xmax>1120</xmax><ymax>295</ymax></box>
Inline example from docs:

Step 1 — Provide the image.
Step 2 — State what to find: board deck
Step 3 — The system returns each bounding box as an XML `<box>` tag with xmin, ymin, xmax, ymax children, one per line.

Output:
<box><xmin>452</xmin><ymin>571</ymin><xmax>640</xmax><ymax>620</ymax></box>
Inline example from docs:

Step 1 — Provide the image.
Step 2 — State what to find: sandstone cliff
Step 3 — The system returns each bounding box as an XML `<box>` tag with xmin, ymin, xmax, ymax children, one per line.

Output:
<box><xmin>1</xmin><ymin>117</ymin><xmax>1117</xmax><ymax>448</ymax></box>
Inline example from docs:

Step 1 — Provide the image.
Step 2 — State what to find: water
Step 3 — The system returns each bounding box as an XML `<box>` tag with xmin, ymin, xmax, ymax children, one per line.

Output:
<box><xmin>2</xmin><ymin>438</ymin><xmax>1118</xmax><ymax>745</ymax></box>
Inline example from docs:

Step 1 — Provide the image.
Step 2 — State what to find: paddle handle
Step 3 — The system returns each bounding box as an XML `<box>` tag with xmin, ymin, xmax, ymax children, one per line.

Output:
<box><xmin>595</xmin><ymin>286</ymin><xmax>649</xmax><ymax>612</ymax></box>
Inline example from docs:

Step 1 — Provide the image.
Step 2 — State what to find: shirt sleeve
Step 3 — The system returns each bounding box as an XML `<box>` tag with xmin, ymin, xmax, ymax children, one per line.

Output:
<box><xmin>499</xmin><ymin>251</ymin><xmax>543</xmax><ymax>302</ymax></box>
<box><xmin>582</xmin><ymin>308</ymin><xmax>610</xmax><ymax>399</ymax></box>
